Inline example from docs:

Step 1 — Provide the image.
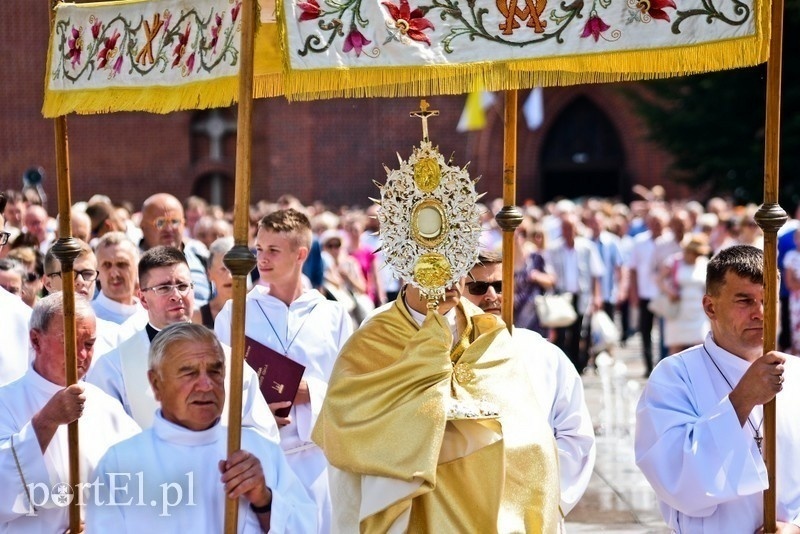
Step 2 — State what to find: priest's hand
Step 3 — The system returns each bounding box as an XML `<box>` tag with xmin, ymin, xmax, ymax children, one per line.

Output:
<box><xmin>730</xmin><ymin>351</ymin><xmax>785</xmax><ymax>427</ymax></box>
<box><xmin>32</xmin><ymin>384</ymin><xmax>86</xmax><ymax>453</ymax></box>
<box><xmin>219</xmin><ymin>450</ymin><xmax>273</xmax><ymax>508</ymax></box>
<box><xmin>269</xmin><ymin>401</ymin><xmax>292</xmax><ymax>427</ymax></box>
<box><xmin>754</xmin><ymin>521</ymin><xmax>800</xmax><ymax>533</ymax></box>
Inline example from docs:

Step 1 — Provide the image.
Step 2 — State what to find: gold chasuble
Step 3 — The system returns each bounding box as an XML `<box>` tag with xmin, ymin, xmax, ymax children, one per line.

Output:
<box><xmin>313</xmin><ymin>297</ymin><xmax>560</xmax><ymax>533</ymax></box>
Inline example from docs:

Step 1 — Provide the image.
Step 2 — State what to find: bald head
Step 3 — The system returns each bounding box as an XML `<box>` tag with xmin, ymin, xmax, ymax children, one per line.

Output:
<box><xmin>141</xmin><ymin>193</ymin><xmax>186</xmax><ymax>249</ymax></box>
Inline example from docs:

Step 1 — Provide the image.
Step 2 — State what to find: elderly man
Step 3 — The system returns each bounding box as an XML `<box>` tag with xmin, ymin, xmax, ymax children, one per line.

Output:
<box><xmin>0</xmin><ymin>293</ymin><xmax>140</xmax><ymax>532</ymax></box>
<box><xmin>464</xmin><ymin>251</ymin><xmax>596</xmax><ymax>518</ymax></box>
<box><xmin>314</xmin><ymin>278</ymin><xmax>561</xmax><ymax>532</ymax></box>
<box><xmin>139</xmin><ymin>193</ymin><xmax>211</xmax><ymax>306</ymax></box>
<box><xmin>87</xmin><ymin>246</ymin><xmax>279</xmax><ymax>443</ymax></box>
<box><xmin>0</xmin><ymin>192</ymin><xmax>33</xmax><ymax>386</ymax></box>
<box><xmin>635</xmin><ymin>245</ymin><xmax>800</xmax><ymax>532</ymax></box>
<box><xmin>87</xmin><ymin>323</ymin><xmax>315</xmax><ymax>532</ymax></box>
<box><xmin>91</xmin><ymin>232</ymin><xmax>146</xmax><ymax>325</ymax></box>
<box><xmin>43</xmin><ymin>241</ymin><xmax>120</xmax><ymax>357</ymax></box>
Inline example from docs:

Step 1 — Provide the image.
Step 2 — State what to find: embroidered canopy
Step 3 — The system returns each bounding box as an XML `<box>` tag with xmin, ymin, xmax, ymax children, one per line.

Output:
<box><xmin>43</xmin><ymin>0</ymin><xmax>769</xmax><ymax>114</ymax></box>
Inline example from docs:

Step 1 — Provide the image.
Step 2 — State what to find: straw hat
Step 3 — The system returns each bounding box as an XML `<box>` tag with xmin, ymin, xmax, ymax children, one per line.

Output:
<box><xmin>683</xmin><ymin>233</ymin><xmax>711</xmax><ymax>256</ymax></box>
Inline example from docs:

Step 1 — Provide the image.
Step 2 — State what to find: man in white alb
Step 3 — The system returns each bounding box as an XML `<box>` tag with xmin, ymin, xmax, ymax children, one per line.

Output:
<box><xmin>215</xmin><ymin>208</ymin><xmax>353</xmax><ymax>533</ymax></box>
<box><xmin>0</xmin><ymin>192</ymin><xmax>32</xmax><ymax>386</ymax></box>
<box><xmin>91</xmin><ymin>231</ymin><xmax>147</xmax><ymax>325</ymax></box>
<box><xmin>87</xmin><ymin>323</ymin><xmax>316</xmax><ymax>532</ymax></box>
<box><xmin>0</xmin><ymin>294</ymin><xmax>140</xmax><ymax>532</ymax></box>
<box><xmin>86</xmin><ymin>246</ymin><xmax>279</xmax><ymax>442</ymax></box>
<box><xmin>635</xmin><ymin>245</ymin><xmax>800</xmax><ymax>532</ymax></box>
<box><xmin>463</xmin><ymin>252</ymin><xmax>596</xmax><ymax>518</ymax></box>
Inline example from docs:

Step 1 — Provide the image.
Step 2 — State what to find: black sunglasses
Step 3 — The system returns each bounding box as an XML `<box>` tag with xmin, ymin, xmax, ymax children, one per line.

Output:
<box><xmin>466</xmin><ymin>280</ymin><xmax>502</xmax><ymax>296</ymax></box>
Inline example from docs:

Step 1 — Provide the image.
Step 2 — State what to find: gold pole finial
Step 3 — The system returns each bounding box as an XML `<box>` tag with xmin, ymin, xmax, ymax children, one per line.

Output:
<box><xmin>410</xmin><ymin>99</ymin><xmax>439</xmax><ymax>142</ymax></box>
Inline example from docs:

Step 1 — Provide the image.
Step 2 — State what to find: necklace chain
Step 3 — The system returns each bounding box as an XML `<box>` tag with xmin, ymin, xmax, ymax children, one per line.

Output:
<box><xmin>702</xmin><ymin>345</ymin><xmax>763</xmax><ymax>454</ymax></box>
<box><xmin>255</xmin><ymin>301</ymin><xmax>317</xmax><ymax>356</ymax></box>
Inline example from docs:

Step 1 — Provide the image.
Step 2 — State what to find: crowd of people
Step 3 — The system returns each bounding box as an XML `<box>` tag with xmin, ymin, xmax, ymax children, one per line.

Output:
<box><xmin>0</xmin><ymin>184</ymin><xmax>799</xmax><ymax>532</ymax></box>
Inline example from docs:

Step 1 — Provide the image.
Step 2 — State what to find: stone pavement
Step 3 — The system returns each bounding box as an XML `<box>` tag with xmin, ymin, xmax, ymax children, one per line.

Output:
<box><xmin>564</xmin><ymin>330</ymin><xmax>672</xmax><ymax>533</ymax></box>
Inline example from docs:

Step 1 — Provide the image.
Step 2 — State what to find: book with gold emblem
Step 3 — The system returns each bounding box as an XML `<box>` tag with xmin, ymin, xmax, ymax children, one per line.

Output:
<box><xmin>245</xmin><ymin>336</ymin><xmax>306</xmax><ymax>417</ymax></box>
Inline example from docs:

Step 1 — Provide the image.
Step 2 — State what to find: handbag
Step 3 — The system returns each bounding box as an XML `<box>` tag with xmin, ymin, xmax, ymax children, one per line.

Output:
<box><xmin>534</xmin><ymin>292</ymin><xmax>578</xmax><ymax>328</ymax></box>
<box><xmin>647</xmin><ymin>294</ymin><xmax>680</xmax><ymax>318</ymax></box>
<box><xmin>590</xmin><ymin>310</ymin><xmax>620</xmax><ymax>352</ymax></box>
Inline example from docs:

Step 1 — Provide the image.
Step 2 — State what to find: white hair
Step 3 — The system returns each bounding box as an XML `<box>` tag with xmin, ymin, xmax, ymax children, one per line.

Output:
<box><xmin>30</xmin><ymin>292</ymin><xmax>95</xmax><ymax>332</ymax></box>
<box><xmin>148</xmin><ymin>322</ymin><xmax>223</xmax><ymax>374</ymax></box>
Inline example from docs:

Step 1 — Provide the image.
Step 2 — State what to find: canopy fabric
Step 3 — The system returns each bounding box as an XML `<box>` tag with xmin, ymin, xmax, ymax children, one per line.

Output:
<box><xmin>43</xmin><ymin>0</ymin><xmax>770</xmax><ymax>115</ymax></box>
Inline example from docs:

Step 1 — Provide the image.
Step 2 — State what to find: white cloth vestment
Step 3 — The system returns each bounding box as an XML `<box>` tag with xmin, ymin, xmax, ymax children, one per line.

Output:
<box><xmin>215</xmin><ymin>285</ymin><xmax>352</xmax><ymax>534</ymax></box>
<box><xmin>635</xmin><ymin>334</ymin><xmax>800</xmax><ymax>532</ymax></box>
<box><xmin>86</xmin><ymin>325</ymin><xmax>279</xmax><ymax>443</ymax></box>
<box><xmin>0</xmin><ymin>369</ymin><xmax>140</xmax><ymax>532</ymax></box>
<box><xmin>0</xmin><ymin>287</ymin><xmax>32</xmax><ymax>387</ymax></box>
<box><xmin>87</xmin><ymin>412</ymin><xmax>317</xmax><ymax>533</ymax></box>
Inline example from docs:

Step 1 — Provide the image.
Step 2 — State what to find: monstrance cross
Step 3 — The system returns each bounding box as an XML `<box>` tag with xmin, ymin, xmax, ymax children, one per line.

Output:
<box><xmin>410</xmin><ymin>99</ymin><xmax>439</xmax><ymax>142</ymax></box>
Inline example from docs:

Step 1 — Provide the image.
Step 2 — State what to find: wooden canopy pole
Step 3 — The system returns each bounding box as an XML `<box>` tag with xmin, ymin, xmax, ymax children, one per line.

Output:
<box><xmin>496</xmin><ymin>90</ymin><xmax>523</xmax><ymax>333</ymax></box>
<box><xmin>223</xmin><ymin>0</ymin><xmax>258</xmax><ymax>529</ymax></box>
<box><xmin>754</xmin><ymin>0</ymin><xmax>788</xmax><ymax>530</ymax></box>
<box><xmin>48</xmin><ymin>1</ymin><xmax>82</xmax><ymax>530</ymax></box>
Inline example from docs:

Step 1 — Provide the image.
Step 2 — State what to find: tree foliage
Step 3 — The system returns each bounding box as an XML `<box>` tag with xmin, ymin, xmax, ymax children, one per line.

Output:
<box><xmin>627</xmin><ymin>5</ymin><xmax>800</xmax><ymax>209</ymax></box>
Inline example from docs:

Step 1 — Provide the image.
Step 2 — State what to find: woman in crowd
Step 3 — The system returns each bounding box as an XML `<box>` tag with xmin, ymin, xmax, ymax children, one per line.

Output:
<box><xmin>513</xmin><ymin>218</ymin><xmax>556</xmax><ymax>336</ymax></box>
<box><xmin>192</xmin><ymin>236</ymin><xmax>234</xmax><ymax>328</ymax></box>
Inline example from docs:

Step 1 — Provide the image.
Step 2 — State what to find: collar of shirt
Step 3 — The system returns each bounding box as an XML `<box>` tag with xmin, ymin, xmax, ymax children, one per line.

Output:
<box><xmin>405</xmin><ymin>297</ymin><xmax>459</xmax><ymax>341</ymax></box>
<box><xmin>153</xmin><ymin>410</ymin><xmax>223</xmax><ymax>446</ymax></box>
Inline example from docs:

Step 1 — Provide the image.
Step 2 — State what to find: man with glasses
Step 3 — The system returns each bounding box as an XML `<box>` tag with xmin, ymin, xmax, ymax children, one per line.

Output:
<box><xmin>87</xmin><ymin>246</ymin><xmax>279</xmax><ymax>443</ymax></box>
<box><xmin>462</xmin><ymin>252</ymin><xmax>596</xmax><ymax>521</ymax></box>
<box><xmin>139</xmin><ymin>193</ymin><xmax>211</xmax><ymax>307</ymax></box>
<box><xmin>0</xmin><ymin>191</ymin><xmax>33</xmax><ymax>386</ymax></box>
<box><xmin>43</xmin><ymin>240</ymin><xmax>120</xmax><ymax>358</ymax></box>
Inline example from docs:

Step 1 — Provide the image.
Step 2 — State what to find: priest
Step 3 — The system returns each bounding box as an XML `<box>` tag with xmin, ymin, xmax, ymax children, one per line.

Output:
<box><xmin>313</xmin><ymin>279</ymin><xmax>561</xmax><ymax>532</ymax></box>
<box><xmin>87</xmin><ymin>323</ymin><xmax>316</xmax><ymax>532</ymax></box>
<box><xmin>635</xmin><ymin>245</ymin><xmax>800</xmax><ymax>532</ymax></box>
<box><xmin>0</xmin><ymin>293</ymin><xmax>140</xmax><ymax>532</ymax></box>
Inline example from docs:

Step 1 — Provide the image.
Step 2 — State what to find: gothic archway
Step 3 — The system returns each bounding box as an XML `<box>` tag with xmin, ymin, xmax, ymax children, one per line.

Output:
<box><xmin>540</xmin><ymin>96</ymin><xmax>627</xmax><ymax>202</ymax></box>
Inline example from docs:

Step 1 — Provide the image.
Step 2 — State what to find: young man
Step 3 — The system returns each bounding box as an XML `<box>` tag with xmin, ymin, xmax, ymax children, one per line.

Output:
<box><xmin>635</xmin><ymin>245</ymin><xmax>800</xmax><ymax>532</ymax></box>
<box><xmin>463</xmin><ymin>252</ymin><xmax>596</xmax><ymax>518</ymax></box>
<box><xmin>0</xmin><ymin>294</ymin><xmax>140</xmax><ymax>532</ymax></box>
<box><xmin>86</xmin><ymin>246</ymin><xmax>279</xmax><ymax>443</ymax></box>
<box><xmin>87</xmin><ymin>323</ymin><xmax>316</xmax><ymax>533</ymax></box>
<box><xmin>314</xmin><ymin>278</ymin><xmax>561</xmax><ymax>532</ymax></box>
<box><xmin>215</xmin><ymin>208</ymin><xmax>353</xmax><ymax>533</ymax></box>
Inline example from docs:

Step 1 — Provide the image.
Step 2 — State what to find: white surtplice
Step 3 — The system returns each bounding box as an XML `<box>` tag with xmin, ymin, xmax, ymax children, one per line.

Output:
<box><xmin>86</xmin><ymin>412</ymin><xmax>317</xmax><ymax>533</ymax></box>
<box><xmin>215</xmin><ymin>285</ymin><xmax>352</xmax><ymax>534</ymax></box>
<box><xmin>0</xmin><ymin>287</ymin><xmax>32</xmax><ymax>387</ymax></box>
<box><xmin>0</xmin><ymin>368</ymin><xmax>140</xmax><ymax>532</ymax></box>
<box><xmin>635</xmin><ymin>334</ymin><xmax>800</xmax><ymax>532</ymax></box>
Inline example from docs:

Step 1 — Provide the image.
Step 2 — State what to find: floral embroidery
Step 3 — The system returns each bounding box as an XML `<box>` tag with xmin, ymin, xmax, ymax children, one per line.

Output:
<box><xmin>382</xmin><ymin>0</ymin><xmax>434</xmax><ymax>45</ymax></box>
<box><xmin>231</xmin><ymin>1</ymin><xmax>242</xmax><ymax>23</ymax></box>
<box><xmin>581</xmin><ymin>14</ymin><xmax>610</xmax><ymax>41</ymax></box>
<box><xmin>97</xmin><ymin>30</ymin><xmax>120</xmax><ymax>69</ymax></box>
<box><xmin>637</xmin><ymin>0</ymin><xmax>676</xmax><ymax>21</ymax></box>
<box><xmin>67</xmin><ymin>27</ymin><xmax>83</xmax><ymax>68</ymax></box>
<box><xmin>343</xmin><ymin>27</ymin><xmax>372</xmax><ymax>56</ymax></box>
<box><xmin>91</xmin><ymin>19</ymin><xmax>102</xmax><ymax>39</ymax></box>
<box><xmin>298</xmin><ymin>0</ymin><xmax>321</xmax><ymax>21</ymax></box>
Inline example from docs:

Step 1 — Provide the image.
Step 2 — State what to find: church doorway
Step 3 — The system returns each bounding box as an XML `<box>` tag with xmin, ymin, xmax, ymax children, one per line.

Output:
<box><xmin>540</xmin><ymin>96</ymin><xmax>627</xmax><ymax>202</ymax></box>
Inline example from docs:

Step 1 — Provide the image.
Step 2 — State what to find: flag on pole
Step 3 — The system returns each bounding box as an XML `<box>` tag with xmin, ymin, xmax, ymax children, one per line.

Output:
<box><xmin>456</xmin><ymin>91</ymin><xmax>496</xmax><ymax>132</ymax></box>
<box><xmin>522</xmin><ymin>87</ymin><xmax>543</xmax><ymax>131</ymax></box>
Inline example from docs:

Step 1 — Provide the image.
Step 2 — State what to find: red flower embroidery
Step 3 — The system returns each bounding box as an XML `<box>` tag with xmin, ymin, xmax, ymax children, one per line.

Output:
<box><xmin>638</xmin><ymin>0</ymin><xmax>676</xmax><ymax>21</ymax></box>
<box><xmin>91</xmin><ymin>19</ymin><xmax>102</xmax><ymax>40</ymax></box>
<box><xmin>113</xmin><ymin>55</ymin><xmax>123</xmax><ymax>75</ymax></box>
<box><xmin>186</xmin><ymin>52</ymin><xmax>196</xmax><ymax>74</ymax></box>
<box><xmin>343</xmin><ymin>28</ymin><xmax>371</xmax><ymax>57</ymax></box>
<box><xmin>580</xmin><ymin>15</ymin><xmax>610</xmax><ymax>41</ymax></box>
<box><xmin>210</xmin><ymin>13</ymin><xmax>222</xmax><ymax>51</ymax></box>
<box><xmin>67</xmin><ymin>27</ymin><xmax>83</xmax><ymax>67</ymax></box>
<box><xmin>298</xmin><ymin>0</ymin><xmax>321</xmax><ymax>22</ymax></box>
<box><xmin>98</xmin><ymin>30</ymin><xmax>120</xmax><ymax>69</ymax></box>
<box><xmin>172</xmin><ymin>25</ymin><xmax>191</xmax><ymax>67</ymax></box>
<box><xmin>382</xmin><ymin>0</ymin><xmax>434</xmax><ymax>45</ymax></box>
<box><xmin>231</xmin><ymin>2</ymin><xmax>242</xmax><ymax>23</ymax></box>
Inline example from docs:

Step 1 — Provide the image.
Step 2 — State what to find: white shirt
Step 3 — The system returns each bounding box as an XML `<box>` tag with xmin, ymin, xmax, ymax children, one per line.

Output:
<box><xmin>91</xmin><ymin>292</ymin><xmax>146</xmax><ymax>326</ymax></box>
<box><xmin>635</xmin><ymin>335</ymin><xmax>800</xmax><ymax>532</ymax></box>
<box><xmin>513</xmin><ymin>327</ymin><xmax>595</xmax><ymax>515</ymax></box>
<box><xmin>86</xmin><ymin>326</ymin><xmax>280</xmax><ymax>443</ymax></box>
<box><xmin>86</xmin><ymin>412</ymin><xmax>317</xmax><ymax>533</ymax></box>
<box><xmin>0</xmin><ymin>287</ymin><xmax>31</xmax><ymax>387</ymax></box>
<box><xmin>215</xmin><ymin>285</ymin><xmax>352</xmax><ymax>534</ymax></box>
<box><xmin>0</xmin><ymin>368</ymin><xmax>140</xmax><ymax>532</ymax></box>
<box><xmin>628</xmin><ymin>231</ymin><xmax>659</xmax><ymax>299</ymax></box>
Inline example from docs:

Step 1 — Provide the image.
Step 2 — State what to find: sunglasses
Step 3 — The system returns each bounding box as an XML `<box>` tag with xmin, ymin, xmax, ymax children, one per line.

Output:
<box><xmin>153</xmin><ymin>217</ymin><xmax>183</xmax><ymax>230</ymax></box>
<box><xmin>466</xmin><ymin>280</ymin><xmax>502</xmax><ymax>296</ymax></box>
